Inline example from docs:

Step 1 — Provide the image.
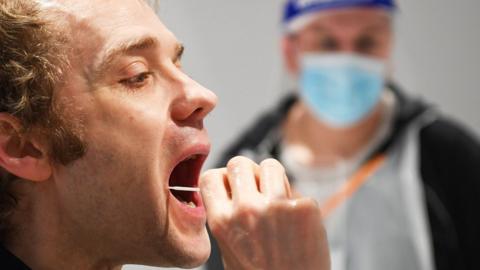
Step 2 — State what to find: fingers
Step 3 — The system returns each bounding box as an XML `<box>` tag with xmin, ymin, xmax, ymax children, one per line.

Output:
<box><xmin>226</xmin><ymin>156</ymin><xmax>260</xmax><ymax>204</ymax></box>
<box><xmin>201</xmin><ymin>156</ymin><xmax>292</xmax><ymax>219</ymax></box>
<box><xmin>258</xmin><ymin>159</ymin><xmax>290</xmax><ymax>200</ymax></box>
<box><xmin>200</xmin><ymin>168</ymin><xmax>230</xmax><ymax>219</ymax></box>
<box><xmin>203</xmin><ymin>157</ymin><xmax>330</xmax><ymax>270</ymax></box>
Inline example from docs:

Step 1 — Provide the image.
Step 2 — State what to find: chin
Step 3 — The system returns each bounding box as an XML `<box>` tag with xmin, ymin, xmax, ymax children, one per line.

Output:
<box><xmin>168</xmin><ymin>236</ymin><xmax>211</xmax><ymax>268</ymax></box>
<box><xmin>131</xmin><ymin>236</ymin><xmax>210</xmax><ymax>269</ymax></box>
<box><xmin>184</xmin><ymin>247</ymin><xmax>211</xmax><ymax>268</ymax></box>
<box><xmin>182</xmin><ymin>228</ymin><xmax>212</xmax><ymax>267</ymax></box>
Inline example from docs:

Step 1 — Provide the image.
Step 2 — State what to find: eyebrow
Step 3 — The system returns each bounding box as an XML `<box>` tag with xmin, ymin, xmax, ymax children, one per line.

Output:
<box><xmin>93</xmin><ymin>36</ymin><xmax>185</xmax><ymax>80</ymax></box>
<box><xmin>363</xmin><ymin>21</ymin><xmax>391</xmax><ymax>33</ymax></box>
<box><xmin>87</xmin><ymin>36</ymin><xmax>185</xmax><ymax>82</ymax></box>
<box><xmin>96</xmin><ymin>36</ymin><xmax>159</xmax><ymax>75</ymax></box>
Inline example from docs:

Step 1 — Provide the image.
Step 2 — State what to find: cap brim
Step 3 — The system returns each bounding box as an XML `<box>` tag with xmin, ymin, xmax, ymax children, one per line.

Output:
<box><xmin>284</xmin><ymin>12</ymin><xmax>320</xmax><ymax>34</ymax></box>
<box><xmin>283</xmin><ymin>5</ymin><xmax>394</xmax><ymax>35</ymax></box>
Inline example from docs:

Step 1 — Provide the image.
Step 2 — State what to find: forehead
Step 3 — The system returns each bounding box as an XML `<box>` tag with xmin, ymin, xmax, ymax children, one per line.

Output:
<box><xmin>55</xmin><ymin>0</ymin><xmax>156</xmax><ymax>22</ymax></box>
<box><xmin>53</xmin><ymin>0</ymin><xmax>176</xmax><ymax>65</ymax></box>
<box><xmin>302</xmin><ymin>8</ymin><xmax>391</xmax><ymax>33</ymax></box>
<box><xmin>70</xmin><ymin>1</ymin><xmax>158</xmax><ymax>28</ymax></box>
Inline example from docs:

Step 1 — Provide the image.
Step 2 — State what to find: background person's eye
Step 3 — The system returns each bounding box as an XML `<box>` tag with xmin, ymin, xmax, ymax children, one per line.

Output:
<box><xmin>356</xmin><ymin>36</ymin><xmax>376</xmax><ymax>53</ymax></box>
<box><xmin>120</xmin><ymin>72</ymin><xmax>153</xmax><ymax>89</ymax></box>
<box><xmin>319</xmin><ymin>37</ymin><xmax>338</xmax><ymax>51</ymax></box>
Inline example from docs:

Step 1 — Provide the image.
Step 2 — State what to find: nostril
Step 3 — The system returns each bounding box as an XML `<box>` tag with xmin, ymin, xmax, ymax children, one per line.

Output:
<box><xmin>171</xmin><ymin>103</ymin><xmax>203</xmax><ymax>122</ymax></box>
<box><xmin>189</xmin><ymin>107</ymin><xmax>207</xmax><ymax>121</ymax></box>
<box><xmin>193</xmin><ymin>108</ymin><xmax>203</xmax><ymax>115</ymax></box>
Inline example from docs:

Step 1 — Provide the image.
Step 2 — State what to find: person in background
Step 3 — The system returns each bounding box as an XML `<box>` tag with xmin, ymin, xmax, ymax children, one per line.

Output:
<box><xmin>207</xmin><ymin>0</ymin><xmax>480</xmax><ymax>269</ymax></box>
<box><xmin>0</xmin><ymin>0</ymin><xmax>330</xmax><ymax>269</ymax></box>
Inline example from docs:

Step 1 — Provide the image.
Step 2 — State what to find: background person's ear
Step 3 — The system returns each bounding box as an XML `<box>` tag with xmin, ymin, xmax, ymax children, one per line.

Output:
<box><xmin>281</xmin><ymin>36</ymin><xmax>300</xmax><ymax>75</ymax></box>
<box><xmin>0</xmin><ymin>113</ymin><xmax>52</xmax><ymax>182</ymax></box>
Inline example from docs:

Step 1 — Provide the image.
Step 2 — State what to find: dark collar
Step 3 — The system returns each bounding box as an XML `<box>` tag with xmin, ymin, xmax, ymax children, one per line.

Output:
<box><xmin>0</xmin><ymin>246</ymin><xmax>31</xmax><ymax>270</ymax></box>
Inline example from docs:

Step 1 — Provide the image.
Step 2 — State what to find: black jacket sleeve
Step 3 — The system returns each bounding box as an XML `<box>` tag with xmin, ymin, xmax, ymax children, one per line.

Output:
<box><xmin>420</xmin><ymin>118</ymin><xmax>480</xmax><ymax>270</ymax></box>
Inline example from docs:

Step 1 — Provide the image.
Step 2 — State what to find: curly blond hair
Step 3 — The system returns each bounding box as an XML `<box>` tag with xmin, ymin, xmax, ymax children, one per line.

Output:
<box><xmin>0</xmin><ymin>0</ymin><xmax>86</xmax><ymax>241</ymax></box>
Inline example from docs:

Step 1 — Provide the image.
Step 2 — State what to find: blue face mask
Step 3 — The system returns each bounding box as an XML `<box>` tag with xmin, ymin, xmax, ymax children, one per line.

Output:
<box><xmin>300</xmin><ymin>53</ymin><xmax>386</xmax><ymax>128</ymax></box>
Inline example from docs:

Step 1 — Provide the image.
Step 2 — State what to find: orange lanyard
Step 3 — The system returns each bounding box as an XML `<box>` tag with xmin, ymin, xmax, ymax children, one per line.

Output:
<box><xmin>320</xmin><ymin>154</ymin><xmax>387</xmax><ymax>219</ymax></box>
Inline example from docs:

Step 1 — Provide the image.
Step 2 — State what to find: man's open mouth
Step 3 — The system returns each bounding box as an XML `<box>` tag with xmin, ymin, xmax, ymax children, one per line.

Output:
<box><xmin>168</xmin><ymin>154</ymin><xmax>207</xmax><ymax>208</ymax></box>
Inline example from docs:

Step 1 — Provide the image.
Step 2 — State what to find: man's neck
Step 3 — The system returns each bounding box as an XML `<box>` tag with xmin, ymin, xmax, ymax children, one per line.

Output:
<box><xmin>4</xmin><ymin>182</ymin><xmax>121</xmax><ymax>270</ymax></box>
<box><xmin>283</xmin><ymin>100</ymin><xmax>385</xmax><ymax>167</ymax></box>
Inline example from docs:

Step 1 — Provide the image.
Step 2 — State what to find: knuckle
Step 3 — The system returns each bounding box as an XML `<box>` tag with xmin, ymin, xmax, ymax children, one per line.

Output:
<box><xmin>260</xmin><ymin>159</ymin><xmax>286</xmax><ymax>180</ymax></box>
<box><xmin>292</xmin><ymin>198</ymin><xmax>322</xmax><ymax>219</ymax></box>
<box><xmin>302</xmin><ymin>197</ymin><xmax>320</xmax><ymax>208</ymax></box>
<box><xmin>234</xmin><ymin>203</ymin><xmax>261</xmax><ymax>219</ymax></box>
<box><xmin>199</xmin><ymin>169</ymin><xmax>221</xmax><ymax>185</ymax></box>
<box><xmin>227</xmin><ymin>156</ymin><xmax>253</xmax><ymax>169</ymax></box>
<box><xmin>209</xmin><ymin>204</ymin><xmax>262</xmax><ymax>236</ymax></box>
<box><xmin>260</xmin><ymin>158</ymin><xmax>283</xmax><ymax>169</ymax></box>
<box><xmin>208</xmin><ymin>215</ymin><xmax>229</xmax><ymax>236</ymax></box>
<box><xmin>267</xmin><ymin>200</ymin><xmax>291</xmax><ymax>213</ymax></box>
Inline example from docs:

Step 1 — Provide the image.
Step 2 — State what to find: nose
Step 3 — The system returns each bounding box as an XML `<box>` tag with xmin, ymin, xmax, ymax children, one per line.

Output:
<box><xmin>339</xmin><ymin>42</ymin><xmax>356</xmax><ymax>54</ymax></box>
<box><xmin>170</xmin><ymin>76</ymin><xmax>218</xmax><ymax>124</ymax></box>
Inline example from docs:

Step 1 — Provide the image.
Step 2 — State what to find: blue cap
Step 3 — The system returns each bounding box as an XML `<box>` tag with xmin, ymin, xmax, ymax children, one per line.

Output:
<box><xmin>283</xmin><ymin>0</ymin><xmax>396</xmax><ymax>33</ymax></box>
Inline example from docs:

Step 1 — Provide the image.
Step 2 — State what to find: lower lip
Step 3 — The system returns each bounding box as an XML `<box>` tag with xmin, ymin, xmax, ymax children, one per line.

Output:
<box><xmin>169</xmin><ymin>192</ymin><xmax>206</xmax><ymax>222</ymax></box>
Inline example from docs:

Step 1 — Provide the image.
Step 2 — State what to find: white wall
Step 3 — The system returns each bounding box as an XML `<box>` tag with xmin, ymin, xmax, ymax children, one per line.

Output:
<box><xmin>124</xmin><ymin>1</ymin><xmax>480</xmax><ymax>269</ymax></box>
<box><xmin>393</xmin><ymin>0</ymin><xmax>480</xmax><ymax>134</ymax></box>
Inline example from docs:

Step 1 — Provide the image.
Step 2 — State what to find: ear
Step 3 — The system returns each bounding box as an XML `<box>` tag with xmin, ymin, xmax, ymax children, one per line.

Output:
<box><xmin>385</xmin><ymin>58</ymin><xmax>395</xmax><ymax>82</ymax></box>
<box><xmin>384</xmin><ymin>31</ymin><xmax>395</xmax><ymax>78</ymax></box>
<box><xmin>0</xmin><ymin>114</ymin><xmax>52</xmax><ymax>182</ymax></box>
<box><xmin>281</xmin><ymin>36</ymin><xmax>301</xmax><ymax>76</ymax></box>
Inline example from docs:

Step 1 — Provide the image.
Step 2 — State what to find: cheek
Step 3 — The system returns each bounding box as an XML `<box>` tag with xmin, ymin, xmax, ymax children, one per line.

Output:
<box><xmin>52</xmin><ymin>114</ymin><xmax>174</xmax><ymax>245</ymax></box>
<box><xmin>375</xmin><ymin>33</ymin><xmax>393</xmax><ymax>58</ymax></box>
<box><xmin>85</xmin><ymin>90</ymin><xmax>173</xmax><ymax>169</ymax></box>
<box><xmin>57</xmin><ymin>95</ymin><xmax>176</xmax><ymax>226</ymax></box>
<box><xmin>83</xmin><ymin>103</ymin><xmax>172</xmax><ymax>194</ymax></box>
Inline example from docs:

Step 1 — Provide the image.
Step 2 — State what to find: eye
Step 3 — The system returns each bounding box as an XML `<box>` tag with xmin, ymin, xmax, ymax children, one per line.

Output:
<box><xmin>174</xmin><ymin>46</ymin><xmax>184</xmax><ymax>69</ymax></box>
<box><xmin>319</xmin><ymin>37</ymin><xmax>338</xmax><ymax>51</ymax></box>
<box><xmin>119</xmin><ymin>72</ymin><xmax>153</xmax><ymax>89</ymax></box>
<box><xmin>356</xmin><ymin>36</ymin><xmax>376</xmax><ymax>53</ymax></box>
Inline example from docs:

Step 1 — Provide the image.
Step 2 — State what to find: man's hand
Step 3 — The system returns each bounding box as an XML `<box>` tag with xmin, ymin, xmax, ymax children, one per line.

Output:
<box><xmin>200</xmin><ymin>156</ymin><xmax>330</xmax><ymax>270</ymax></box>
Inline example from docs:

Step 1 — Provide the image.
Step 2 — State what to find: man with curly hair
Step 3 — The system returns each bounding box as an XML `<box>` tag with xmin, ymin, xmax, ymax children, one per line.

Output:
<box><xmin>0</xmin><ymin>0</ymin><xmax>330</xmax><ymax>269</ymax></box>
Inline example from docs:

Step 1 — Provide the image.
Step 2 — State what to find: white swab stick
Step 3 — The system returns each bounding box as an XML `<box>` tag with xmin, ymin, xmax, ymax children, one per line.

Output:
<box><xmin>168</xmin><ymin>186</ymin><xmax>200</xmax><ymax>192</ymax></box>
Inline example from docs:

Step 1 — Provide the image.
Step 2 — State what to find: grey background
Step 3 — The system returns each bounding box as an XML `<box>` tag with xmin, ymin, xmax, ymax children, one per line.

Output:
<box><xmin>125</xmin><ymin>0</ymin><xmax>480</xmax><ymax>269</ymax></box>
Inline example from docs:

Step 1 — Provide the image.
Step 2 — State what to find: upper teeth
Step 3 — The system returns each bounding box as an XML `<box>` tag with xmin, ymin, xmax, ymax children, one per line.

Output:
<box><xmin>185</xmin><ymin>155</ymin><xmax>198</xmax><ymax>161</ymax></box>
